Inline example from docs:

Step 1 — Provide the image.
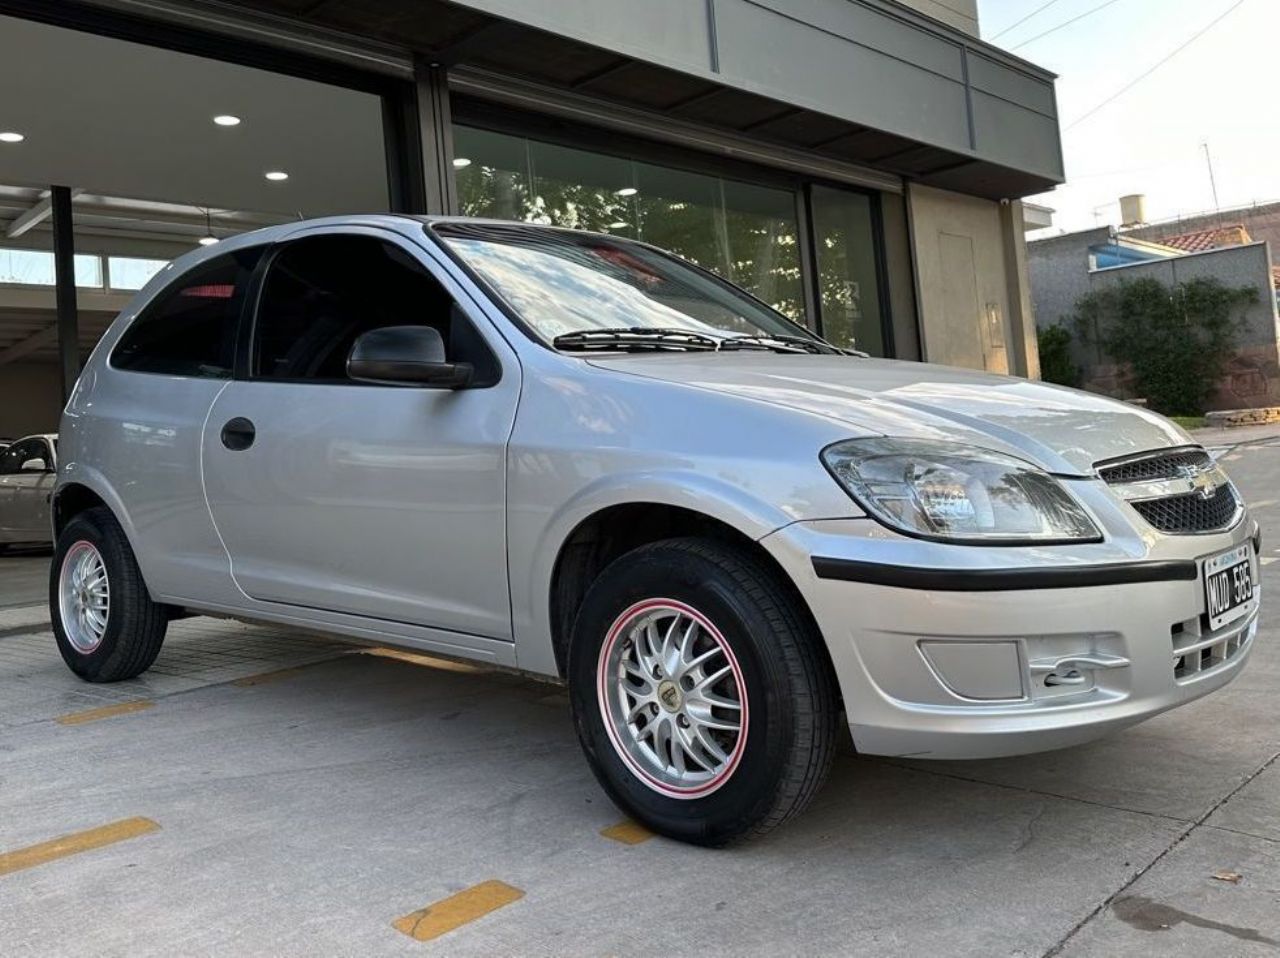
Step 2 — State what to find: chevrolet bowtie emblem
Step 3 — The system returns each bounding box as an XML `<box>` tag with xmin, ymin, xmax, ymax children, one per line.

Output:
<box><xmin>1172</xmin><ymin>468</ymin><xmax>1213</xmax><ymax>496</ymax></box>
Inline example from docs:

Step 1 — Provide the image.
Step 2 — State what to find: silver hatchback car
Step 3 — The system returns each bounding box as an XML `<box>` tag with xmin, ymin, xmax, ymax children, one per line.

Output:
<box><xmin>51</xmin><ymin>215</ymin><xmax>1259</xmax><ymax>844</ymax></box>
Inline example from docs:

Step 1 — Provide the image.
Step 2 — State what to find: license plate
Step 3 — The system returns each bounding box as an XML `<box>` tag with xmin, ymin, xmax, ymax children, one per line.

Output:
<box><xmin>1203</xmin><ymin>544</ymin><xmax>1255</xmax><ymax>632</ymax></box>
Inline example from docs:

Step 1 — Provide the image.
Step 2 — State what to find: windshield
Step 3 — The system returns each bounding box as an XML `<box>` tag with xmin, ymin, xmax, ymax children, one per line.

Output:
<box><xmin>431</xmin><ymin>222</ymin><xmax>829</xmax><ymax>349</ymax></box>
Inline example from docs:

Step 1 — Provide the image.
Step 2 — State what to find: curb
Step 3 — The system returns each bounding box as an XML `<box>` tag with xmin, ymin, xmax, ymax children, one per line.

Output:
<box><xmin>0</xmin><ymin>604</ymin><xmax>51</xmax><ymax>638</ymax></box>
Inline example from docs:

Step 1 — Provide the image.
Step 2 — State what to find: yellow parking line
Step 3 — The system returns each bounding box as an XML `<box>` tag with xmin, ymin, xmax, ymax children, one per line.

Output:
<box><xmin>600</xmin><ymin>820</ymin><xmax>654</xmax><ymax>845</ymax></box>
<box><xmin>393</xmin><ymin>880</ymin><xmax>524</xmax><ymax>942</ymax></box>
<box><xmin>364</xmin><ymin>647</ymin><xmax>484</xmax><ymax>673</ymax></box>
<box><xmin>0</xmin><ymin>817</ymin><xmax>160</xmax><ymax>877</ymax></box>
<box><xmin>56</xmin><ymin>700</ymin><xmax>154</xmax><ymax>726</ymax></box>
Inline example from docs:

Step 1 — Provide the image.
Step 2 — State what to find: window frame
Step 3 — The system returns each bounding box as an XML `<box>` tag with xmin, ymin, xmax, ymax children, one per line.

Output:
<box><xmin>237</xmin><ymin>225</ymin><xmax>503</xmax><ymax>388</ymax></box>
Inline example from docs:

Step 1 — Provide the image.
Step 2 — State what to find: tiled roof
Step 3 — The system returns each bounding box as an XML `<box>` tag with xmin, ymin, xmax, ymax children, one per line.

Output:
<box><xmin>1157</xmin><ymin>224</ymin><xmax>1252</xmax><ymax>252</ymax></box>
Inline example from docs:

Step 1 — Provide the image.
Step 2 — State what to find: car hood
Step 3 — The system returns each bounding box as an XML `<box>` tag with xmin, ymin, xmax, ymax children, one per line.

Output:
<box><xmin>586</xmin><ymin>354</ymin><xmax>1191</xmax><ymax>476</ymax></box>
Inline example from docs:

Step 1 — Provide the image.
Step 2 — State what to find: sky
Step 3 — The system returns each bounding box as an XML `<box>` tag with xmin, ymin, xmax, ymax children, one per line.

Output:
<box><xmin>975</xmin><ymin>0</ymin><xmax>1279</xmax><ymax>233</ymax></box>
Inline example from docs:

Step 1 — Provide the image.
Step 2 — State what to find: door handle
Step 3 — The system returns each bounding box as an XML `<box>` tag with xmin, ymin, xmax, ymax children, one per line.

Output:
<box><xmin>220</xmin><ymin>417</ymin><xmax>256</xmax><ymax>451</ymax></box>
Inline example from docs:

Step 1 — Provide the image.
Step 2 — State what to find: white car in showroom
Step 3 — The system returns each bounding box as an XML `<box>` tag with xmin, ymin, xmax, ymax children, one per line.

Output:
<box><xmin>49</xmin><ymin>215</ymin><xmax>1258</xmax><ymax>844</ymax></box>
<box><xmin>0</xmin><ymin>433</ymin><xmax>56</xmax><ymax>551</ymax></box>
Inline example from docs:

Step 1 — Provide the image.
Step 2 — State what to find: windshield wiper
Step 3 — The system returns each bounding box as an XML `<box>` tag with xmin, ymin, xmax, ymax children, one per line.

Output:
<box><xmin>553</xmin><ymin>327</ymin><xmax>719</xmax><ymax>352</ymax></box>
<box><xmin>718</xmin><ymin>334</ymin><xmax>832</xmax><ymax>355</ymax></box>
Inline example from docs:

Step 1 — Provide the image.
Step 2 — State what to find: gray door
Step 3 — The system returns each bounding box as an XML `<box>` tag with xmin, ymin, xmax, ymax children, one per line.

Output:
<box><xmin>200</xmin><ymin>228</ymin><xmax>519</xmax><ymax>639</ymax></box>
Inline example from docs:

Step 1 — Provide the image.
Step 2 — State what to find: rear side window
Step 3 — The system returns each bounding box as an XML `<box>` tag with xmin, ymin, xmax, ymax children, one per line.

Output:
<box><xmin>111</xmin><ymin>248</ymin><xmax>262</xmax><ymax>377</ymax></box>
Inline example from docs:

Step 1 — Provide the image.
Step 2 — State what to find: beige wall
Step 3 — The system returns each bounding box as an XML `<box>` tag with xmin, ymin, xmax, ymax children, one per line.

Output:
<box><xmin>897</xmin><ymin>0</ymin><xmax>979</xmax><ymax>35</ymax></box>
<box><xmin>1001</xmin><ymin>200</ymin><xmax>1040</xmax><ymax>381</ymax></box>
<box><xmin>0</xmin><ymin>362</ymin><xmax>62</xmax><ymax>438</ymax></box>
<box><xmin>906</xmin><ymin>184</ymin><xmax>1038</xmax><ymax>377</ymax></box>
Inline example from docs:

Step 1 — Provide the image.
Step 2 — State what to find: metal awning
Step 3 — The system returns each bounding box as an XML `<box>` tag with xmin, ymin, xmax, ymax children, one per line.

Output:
<box><xmin>90</xmin><ymin>0</ymin><xmax>1064</xmax><ymax>200</ymax></box>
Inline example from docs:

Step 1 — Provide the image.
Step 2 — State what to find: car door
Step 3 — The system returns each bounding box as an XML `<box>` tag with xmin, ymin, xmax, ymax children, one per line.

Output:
<box><xmin>0</xmin><ymin>441</ymin><xmax>22</xmax><ymax>540</ymax></box>
<box><xmin>13</xmin><ymin>437</ymin><xmax>55</xmax><ymax>539</ymax></box>
<box><xmin>200</xmin><ymin>226</ymin><xmax>520</xmax><ymax>639</ymax></box>
<box><xmin>0</xmin><ymin>438</ymin><xmax>54</xmax><ymax>541</ymax></box>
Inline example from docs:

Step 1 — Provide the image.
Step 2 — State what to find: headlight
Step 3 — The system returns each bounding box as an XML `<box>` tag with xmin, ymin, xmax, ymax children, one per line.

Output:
<box><xmin>821</xmin><ymin>438</ymin><xmax>1101</xmax><ymax>543</ymax></box>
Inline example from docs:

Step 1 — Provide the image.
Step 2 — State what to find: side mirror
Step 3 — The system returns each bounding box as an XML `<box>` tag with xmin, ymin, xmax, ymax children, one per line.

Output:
<box><xmin>347</xmin><ymin>326</ymin><xmax>473</xmax><ymax>389</ymax></box>
<box><xmin>20</xmin><ymin>458</ymin><xmax>48</xmax><ymax>473</ymax></box>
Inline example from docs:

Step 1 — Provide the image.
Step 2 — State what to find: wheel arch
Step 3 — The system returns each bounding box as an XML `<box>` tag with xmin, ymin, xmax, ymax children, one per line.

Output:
<box><xmin>52</xmin><ymin>482</ymin><xmax>109</xmax><ymax>537</ymax></box>
<box><xmin>545</xmin><ymin>501</ymin><xmax>834</xmax><ymax>694</ymax></box>
<box><xmin>51</xmin><ymin>470</ymin><xmax>143</xmax><ymax>556</ymax></box>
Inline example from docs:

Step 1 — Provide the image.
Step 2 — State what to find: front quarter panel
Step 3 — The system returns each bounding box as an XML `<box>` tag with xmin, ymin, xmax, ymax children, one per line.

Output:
<box><xmin>507</xmin><ymin>354</ymin><xmax>865</xmax><ymax>676</ymax></box>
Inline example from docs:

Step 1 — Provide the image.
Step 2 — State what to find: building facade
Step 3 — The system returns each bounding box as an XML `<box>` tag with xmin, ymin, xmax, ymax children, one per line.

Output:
<box><xmin>0</xmin><ymin>0</ymin><xmax>1064</xmax><ymax>436</ymax></box>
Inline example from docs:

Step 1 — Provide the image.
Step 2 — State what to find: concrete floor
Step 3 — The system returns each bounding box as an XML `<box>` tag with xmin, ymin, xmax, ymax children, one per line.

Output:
<box><xmin>1</xmin><ymin>437</ymin><xmax>1279</xmax><ymax>956</ymax></box>
<box><xmin>0</xmin><ymin>546</ymin><xmax>51</xmax><ymax>609</ymax></box>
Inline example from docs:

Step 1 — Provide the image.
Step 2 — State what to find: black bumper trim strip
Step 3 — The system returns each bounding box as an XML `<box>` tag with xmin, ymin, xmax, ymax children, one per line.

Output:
<box><xmin>810</xmin><ymin>557</ymin><xmax>1199</xmax><ymax>591</ymax></box>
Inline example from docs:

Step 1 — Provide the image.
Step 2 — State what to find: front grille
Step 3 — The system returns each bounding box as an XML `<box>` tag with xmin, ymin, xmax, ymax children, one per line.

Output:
<box><xmin>1131</xmin><ymin>484</ymin><xmax>1239</xmax><ymax>533</ymax></box>
<box><xmin>1099</xmin><ymin>447</ymin><xmax>1240</xmax><ymax>534</ymax></box>
<box><xmin>1098</xmin><ymin>449</ymin><xmax>1212</xmax><ymax>484</ymax></box>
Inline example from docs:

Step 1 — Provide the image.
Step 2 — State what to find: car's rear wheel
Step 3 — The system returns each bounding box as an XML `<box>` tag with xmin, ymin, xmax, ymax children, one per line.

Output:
<box><xmin>568</xmin><ymin>537</ymin><xmax>838</xmax><ymax>845</ymax></box>
<box><xmin>50</xmin><ymin>506</ymin><xmax>167</xmax><ymax>682</ymax></box>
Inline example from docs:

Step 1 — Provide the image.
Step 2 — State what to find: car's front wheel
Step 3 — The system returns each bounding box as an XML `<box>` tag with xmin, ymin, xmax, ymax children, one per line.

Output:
<box><xmin>50</xmin><ymin>506</ymin><xmax>167</xmax><ymax>682</ymax></box>
<box><xmin>568</xmin><ymin>537</ymin><xmax>839</xmax><ymax>845</ymax></box>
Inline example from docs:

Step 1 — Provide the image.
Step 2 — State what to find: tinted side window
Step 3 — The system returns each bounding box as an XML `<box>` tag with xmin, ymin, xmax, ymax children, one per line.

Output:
<box><xmin>112</xmin><ymin>248</ymin><xmax>262</xmax><ymax>377</ymax></box>
<box><xmin>252</xmin><ymin>235</ymin><xmax>497</xmax><ymax>383</ymax></box>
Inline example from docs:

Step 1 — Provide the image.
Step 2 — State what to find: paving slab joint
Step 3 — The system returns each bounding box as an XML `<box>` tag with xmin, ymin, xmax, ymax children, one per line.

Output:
<box><xmin>1041</xmin><ymin>747</ymin><xmax>1280</xmax><ymax>958</ymax></box>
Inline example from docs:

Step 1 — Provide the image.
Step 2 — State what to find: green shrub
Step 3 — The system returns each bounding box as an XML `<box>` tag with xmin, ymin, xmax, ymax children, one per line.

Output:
<box><xmin>1072</xmin><ymin>277</ymin><xmax>1256</xmax><ymax>416</ymax></box>
<box><xmin>1036</xmin><ymin>324</ymin><xmax>1080</xmax><ymax>387</ymax></box>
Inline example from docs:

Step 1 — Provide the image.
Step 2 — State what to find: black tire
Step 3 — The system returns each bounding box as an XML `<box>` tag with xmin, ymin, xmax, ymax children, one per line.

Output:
<box><xmin>568</xmin><ymin>537</ymin><xmax>839</xmax><ymax>846</ymax></box>
<box><xmin>50</xmin><ymin>506</ymin><xmax>167</xmax><ymax>682</ymax></box>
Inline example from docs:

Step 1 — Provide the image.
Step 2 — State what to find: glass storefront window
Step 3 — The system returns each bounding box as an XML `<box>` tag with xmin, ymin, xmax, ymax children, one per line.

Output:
<box><xmin>721</xmin><ymin>181</ymin><xmax>804</xmax><ymax>322</ymax></box>
<box><xmin>0</xmin><ymin>10</ymin><xmax>397</xmax><ymax>436</ymax></box>
<box><xmin>455</xmin><ymin>126</ymin><xmax>531</xmax><ymax>222</ymax></box>
<box><xmin>453</xmin><ymin>125</ymin><xmax>804</xmax><ymax>323</ymax></box>
<box><xmin>810</xmin><ymin>185</ymin><xmax>885</xmax><ymax>355</ymax></box>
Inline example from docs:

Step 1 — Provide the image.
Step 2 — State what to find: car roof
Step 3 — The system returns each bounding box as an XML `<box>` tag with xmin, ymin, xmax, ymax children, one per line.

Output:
<box><xmin>171</xmin><ymin>213</ymin><xmax>624</xmax><ymax>265</ymax></box>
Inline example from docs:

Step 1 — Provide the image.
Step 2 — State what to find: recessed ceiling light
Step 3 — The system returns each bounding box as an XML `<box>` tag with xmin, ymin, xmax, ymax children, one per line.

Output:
<box><xmin>264</xmin><ymin>170</ymin><xmax>289</xmax><ymax>182</ymax></box>
<box><xmin>614</xmin><ymin>187</ymin><xmax>637</xmax><ymax>197</ymax></box>
<box><xmin>0</xmin><ymin>131</ymin><xmax>25</xmax><ymax>144</ymax></box>
<box><xmin>452</xmin><ymin>157</ymin><xmax>472</xmax><ymax>168</ymax></box>
<box><xmin>198</xmin><ymin>236</ymin><xmax>219</xmax><ymax>246</ymax></box>
<box><xmin>213</xmin><ymin>115</ymin><xmax>241</xmax><ymax>127</ymax></box>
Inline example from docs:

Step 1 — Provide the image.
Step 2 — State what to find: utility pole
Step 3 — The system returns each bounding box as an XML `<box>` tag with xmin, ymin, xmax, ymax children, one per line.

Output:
<box><xmin>1202</xmin><ymin>141</ymin><xmax>1221</xmax><ymax>212</ymax></box>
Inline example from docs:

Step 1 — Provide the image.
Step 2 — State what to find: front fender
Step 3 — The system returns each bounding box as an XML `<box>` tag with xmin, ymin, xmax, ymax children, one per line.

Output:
<box><xmin>509</xmin><ymin>467</ymin><xmax>863</xmax><ymax>676</ymax></box>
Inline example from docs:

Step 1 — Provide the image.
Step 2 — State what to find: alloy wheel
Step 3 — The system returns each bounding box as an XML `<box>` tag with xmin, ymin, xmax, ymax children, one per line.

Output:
<box><xmin>58</xmin><ymin>540</ymin><xmax>110</xmax><ymax>653</ymax></box>
<box><xmin>597</xmin><ymin>599</ymin><xmax>748</xmax><ymax>797</ymax></box>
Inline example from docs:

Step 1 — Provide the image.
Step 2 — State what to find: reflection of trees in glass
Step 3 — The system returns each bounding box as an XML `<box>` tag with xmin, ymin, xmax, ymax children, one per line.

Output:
<box><xmin>811</xmin><ymin>186</ymin><xmax>883</xmax><ymax>355</ymax></box>
<box><xmin>458</xmin><ymin>166</ymin><xmax>529</xmax><ymax>222</ymax></box>
<box><xmin>454</xmin><ymin>128</ymin><xmax>804</xmax><ymax>323</ymax></box>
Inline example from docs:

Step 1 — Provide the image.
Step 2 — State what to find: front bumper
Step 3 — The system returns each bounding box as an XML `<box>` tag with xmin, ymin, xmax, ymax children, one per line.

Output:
<box><xmin>761</xmin><ymin>501</ymin><xmax>1260</xmax><ymax>760</ymax></box>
